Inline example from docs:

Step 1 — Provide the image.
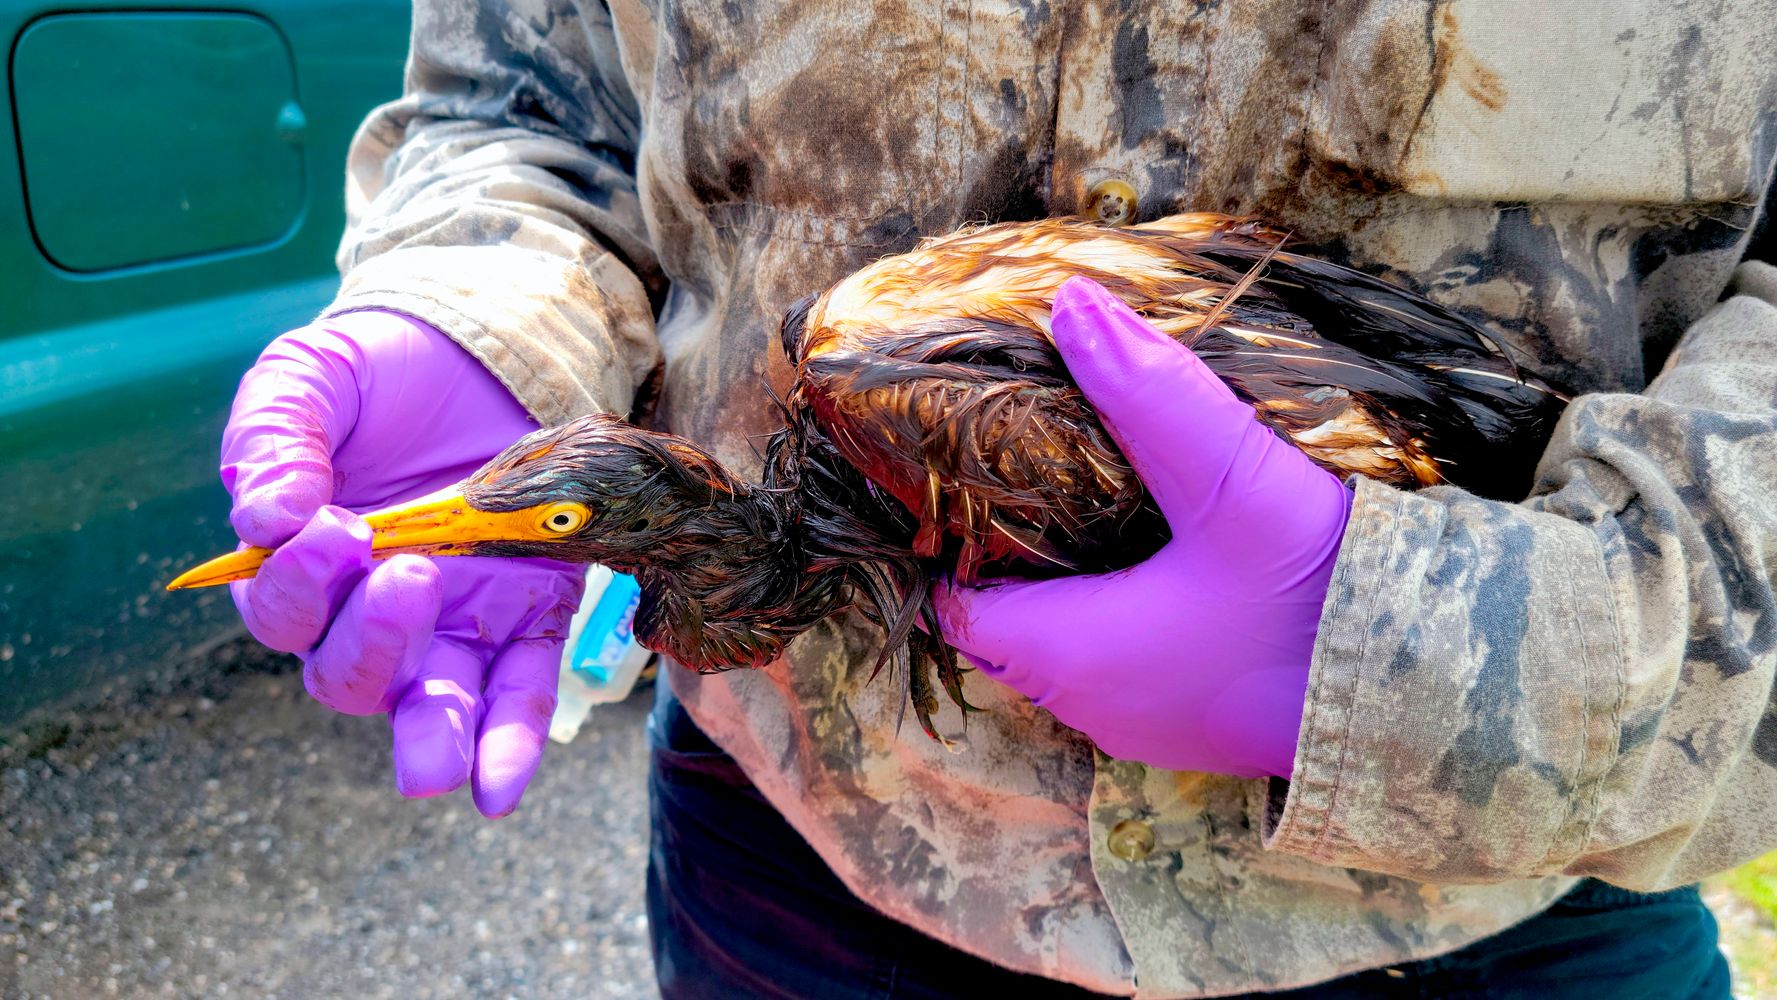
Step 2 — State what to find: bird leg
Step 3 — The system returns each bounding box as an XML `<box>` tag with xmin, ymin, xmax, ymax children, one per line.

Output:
<box><xmin>918</xmin><ymin>602</ymin><xmax>980</xmax><ymax>716</ymax></box>
<box><xmin>905</xmin><ymin>639</ymin><xmax>945</xmax><ymax>744</ymax></box>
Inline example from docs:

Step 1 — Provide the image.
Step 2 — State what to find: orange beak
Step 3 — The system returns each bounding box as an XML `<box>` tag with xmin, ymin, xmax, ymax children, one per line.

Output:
<box><xmin>164</xmin><ymin>489</ymin><xmax>581</xmax><ymax>590</ymax></box>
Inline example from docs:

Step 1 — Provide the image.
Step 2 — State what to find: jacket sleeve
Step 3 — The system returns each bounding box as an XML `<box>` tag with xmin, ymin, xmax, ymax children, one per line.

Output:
<box><xmin>326</xmin><ymin>0</ymin><xmax>662</xmax><ymax>425</ymax></box>
<box><xmin>1265</xmin><ymin>261</ymin><xmax>1777</xmax><ymax>890</ymax></box>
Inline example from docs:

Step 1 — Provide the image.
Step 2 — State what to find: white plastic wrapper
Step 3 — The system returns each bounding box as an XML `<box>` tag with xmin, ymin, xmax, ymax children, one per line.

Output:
<box><xmin>548</xmin><ymin>564</ymin><xmax>654</xmax><ymax>744</ymax></box>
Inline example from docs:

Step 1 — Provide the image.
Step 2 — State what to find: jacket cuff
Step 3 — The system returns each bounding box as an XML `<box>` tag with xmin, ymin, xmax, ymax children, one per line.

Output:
<box><xmin>1260</xmin><ymin>477</ymin><xmax>1625</xmax><ymax>881</ymax></box>
<box><xmin>1262</xmin><ymin>477</ymin><xmax>1405</xmax><ymax>862</ymax></box>
<box><xmin>324</xmin><ymin>244</ymin><xmax>657</xmax><ymax>426</ymax></box>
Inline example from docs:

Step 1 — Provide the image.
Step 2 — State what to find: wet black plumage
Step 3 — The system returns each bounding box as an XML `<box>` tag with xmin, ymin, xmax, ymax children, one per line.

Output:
<box><xmin>453</xmin><ymin>213</ymin><xmax>1568</xmax><ymax>737</ymax></box>
<box><xmin>174</xmin><ymin>212</ymin><xmax>1569</xmax><ymax>740</ymax></box>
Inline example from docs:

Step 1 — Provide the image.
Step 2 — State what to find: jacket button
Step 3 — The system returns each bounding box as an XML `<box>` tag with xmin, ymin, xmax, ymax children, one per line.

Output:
<box><xmin>1107</xmin><ymin>819</ymin><xmax>1156</xmax><ymax>861</ymax></box>
<box><xmin>1085</xmin><ymin>179</ymin><xmax>1138</xmax><ymax>226</ymax></box>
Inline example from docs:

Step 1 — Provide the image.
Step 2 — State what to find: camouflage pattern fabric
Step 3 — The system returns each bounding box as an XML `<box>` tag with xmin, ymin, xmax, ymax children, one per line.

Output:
<box><xmin>328</xmin><ymin>2</ymin><xmax>1777</xmax><ymax>995</ymax></box>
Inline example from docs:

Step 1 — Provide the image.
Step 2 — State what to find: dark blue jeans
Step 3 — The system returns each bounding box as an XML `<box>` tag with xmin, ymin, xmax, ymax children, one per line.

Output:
<box><xmin>645</xmin><ymin>688</ymin><xmax>1730</xmax><ymax>999</ymax></box>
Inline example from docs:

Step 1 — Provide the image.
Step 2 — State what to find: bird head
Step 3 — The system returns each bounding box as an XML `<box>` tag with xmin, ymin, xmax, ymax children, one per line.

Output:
<box><xmin>166</xmin><ymin>413</ymin><xmax>757</xmax><ymax>590</ymax></box>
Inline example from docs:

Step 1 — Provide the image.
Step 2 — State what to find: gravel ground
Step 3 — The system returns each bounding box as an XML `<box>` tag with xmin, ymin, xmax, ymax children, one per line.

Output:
<box><xmin>5</xmin><ymin>641</ymin><xmax>1773</xmax><ymax>1000</ymax></box>
<box><xmin>0</xmin><ymin>641</ymin><xmax>655</xmax><ymax>1000</ymax></box>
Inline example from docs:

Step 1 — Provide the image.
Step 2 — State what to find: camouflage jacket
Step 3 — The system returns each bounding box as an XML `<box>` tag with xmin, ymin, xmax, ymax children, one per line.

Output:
<box><xmin>329</xmin><ymin>1</ymin><xmax>1777</xmax><ymax>995</ymax></box>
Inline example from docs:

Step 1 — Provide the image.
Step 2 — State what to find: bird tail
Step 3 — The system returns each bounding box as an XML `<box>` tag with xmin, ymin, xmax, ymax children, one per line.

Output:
<box><xmin>1180</xmin><ymin>234</ymin><xmax>1571</xmax><ymax>497</ymax></box>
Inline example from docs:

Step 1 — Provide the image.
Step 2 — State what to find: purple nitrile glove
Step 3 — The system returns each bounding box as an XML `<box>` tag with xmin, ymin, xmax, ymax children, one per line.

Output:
<box><xmin>221</xmin><ymin>309</ymin><xmax>584</xmax><ymax>816</ymax></box>
<box><xmin>934</xmin><ymin>277</ymin><xmax>1354</xmax><ymax>778</ymax></box>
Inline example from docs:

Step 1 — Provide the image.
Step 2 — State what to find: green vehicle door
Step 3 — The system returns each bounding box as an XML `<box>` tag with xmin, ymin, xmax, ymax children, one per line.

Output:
<box><xmin>0</xmin><ymin>0</ymin><xmax>411</xmax><ymax>723</ymax></box>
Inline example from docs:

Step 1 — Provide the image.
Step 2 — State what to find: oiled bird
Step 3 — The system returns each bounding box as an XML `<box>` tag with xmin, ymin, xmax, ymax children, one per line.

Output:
<box><xmin>170</xmin><ymin>212</ymin><xmax>1568</xmax><ymax>740</ymax></box>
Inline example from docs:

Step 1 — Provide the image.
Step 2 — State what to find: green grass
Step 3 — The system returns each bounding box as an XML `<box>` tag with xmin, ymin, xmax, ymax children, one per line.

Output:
<box><xmin>1706</xmin><ymin>852</ymin><xmax>1777</xmax><ymax>999</ymax></box>
<box><xmin>1718</xmin><ymin>853</ymin><xmax>1777</xmax><ymax>922</ymax></box>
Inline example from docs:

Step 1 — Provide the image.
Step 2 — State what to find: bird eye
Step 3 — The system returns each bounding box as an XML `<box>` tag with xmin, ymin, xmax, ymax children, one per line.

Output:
<box><xmin>537</xmin><ymin>503</ymin><xmax>590</xmax><ymax>536</ymax></box>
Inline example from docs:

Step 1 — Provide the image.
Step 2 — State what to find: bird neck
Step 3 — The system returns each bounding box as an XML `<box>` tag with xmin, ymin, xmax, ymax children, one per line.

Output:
<box><xmin>597</xmin><ymin>472</ymin><xmax>839</xmax><ymax>671</ymax></box>
<box><xmin>584</xmin><ymin>417</ymin><xmax>924</xmax><ymax>674</ymax></box>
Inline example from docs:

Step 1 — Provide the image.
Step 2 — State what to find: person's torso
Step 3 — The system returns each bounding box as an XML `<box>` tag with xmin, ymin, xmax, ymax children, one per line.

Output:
<box><xmin>602</xmin><ymin>2</ymin><xmax>1777</xmax><ymax>994</ymax></box>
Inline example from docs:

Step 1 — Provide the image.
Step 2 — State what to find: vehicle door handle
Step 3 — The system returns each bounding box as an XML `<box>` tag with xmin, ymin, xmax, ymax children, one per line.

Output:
<box><xmin>275</xmin><ymin>100</ymin><xmax>307</xmax><ymax>145</ymax></box>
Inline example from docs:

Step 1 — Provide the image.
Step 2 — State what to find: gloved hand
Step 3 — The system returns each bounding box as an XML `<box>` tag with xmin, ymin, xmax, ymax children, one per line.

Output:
<box><xmin>934</xmin><ymin>277</ymin><xmax>1353</xmax><ymax>778</ymax></box>
<box><xmin>222</xmin><ymin>309</ymin><xmax>584</xmax><ymax>816</ymax></box>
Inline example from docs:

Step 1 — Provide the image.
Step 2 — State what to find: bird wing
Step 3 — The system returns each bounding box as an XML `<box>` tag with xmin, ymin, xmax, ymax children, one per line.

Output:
<box><xmin>787</xmin><ymin>212</ymin><xmax>1566</xmax><ymax>581</ymax></box>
